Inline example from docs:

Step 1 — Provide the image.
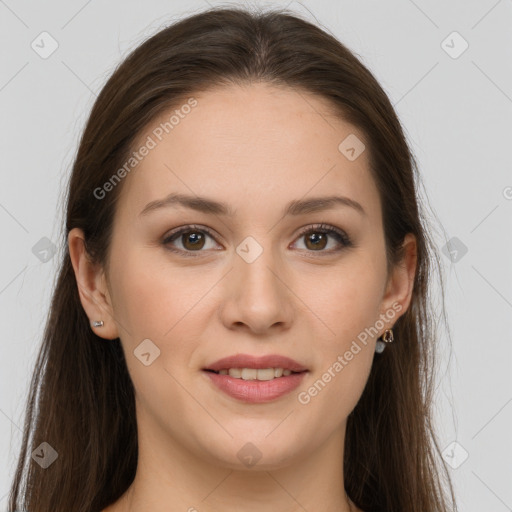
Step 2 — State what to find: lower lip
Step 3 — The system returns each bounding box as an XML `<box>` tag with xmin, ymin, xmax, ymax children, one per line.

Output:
<box><xmin>203</xmin><ymin>370</ymin><xmax>307</xmax><ymax>403</ymax></box>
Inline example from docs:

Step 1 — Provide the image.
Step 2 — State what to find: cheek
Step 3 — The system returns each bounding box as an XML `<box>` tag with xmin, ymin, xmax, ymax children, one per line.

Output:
<box><xmin>304</xmin><ymin>258</ymin><xmax>385</xmax><ymax>342</ymax></box>
<box><xmin>297</xmin><ymin>254</ymin><xmax>384</xmax><ymax>405</ymax></box>
<box><xmin>110</xmin><ymin>251</ymin><xmax>207</xmax><ymax>403</ymax></box>
<box><xmin>110</xmin><ymin>247</ymin><xmax>206</xmax><ymax>340</ymax></box>
<box><xmin>110</xmin><ymin>249</ymin><xmax>222</xmax><ymax>390</ymax></box>
<box><xmin>295</xmin><ymin>267</ymin><xmax>380</xmax><ymax>431</ymax></box>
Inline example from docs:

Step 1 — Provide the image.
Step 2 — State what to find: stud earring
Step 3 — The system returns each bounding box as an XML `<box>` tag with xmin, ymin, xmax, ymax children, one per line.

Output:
<box><xmin>91</xmin><ymin>320</ymin><xmax>104</xmax><ymax>328</ymax></box>
<box><xmin>375</xmin><ymin>328</ymin><xmax>394</xmax><ymax>353</ymax></box>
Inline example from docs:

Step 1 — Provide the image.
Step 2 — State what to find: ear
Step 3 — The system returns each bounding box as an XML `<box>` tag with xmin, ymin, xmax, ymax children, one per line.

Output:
<box><xmin>68</xmin><ymin>227</ymin><xmax>119</xmax><ymax>340</ymax></box>
<box><xmin>379</xmin><ymin>233</ymin><xmax>417</xmax><ymax>330</ymax></box>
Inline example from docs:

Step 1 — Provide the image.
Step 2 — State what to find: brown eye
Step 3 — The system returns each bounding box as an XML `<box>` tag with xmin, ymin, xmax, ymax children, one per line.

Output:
<box><xmin>163</xmin><ymin>225</ymin><xmax>219</xmax><ymax>256</ymax></box>
<box><xmin>293</xmin><ymin>223</ymin><xmax>353</xmax><ymax>254</ymax></box>
<box><xmin>304</xmin><ymin>232</ymin><xmax>328</xmax><ymax>251</ymax></box>
<box><xmin>180</xmin><ymin>230</ymin><xmax>206</xmax><ymax>250</ymax></box>
<box><xmin>163</xmin><ymin>223</ymin><xmax>352</xmax><ymax>258</ymax></box>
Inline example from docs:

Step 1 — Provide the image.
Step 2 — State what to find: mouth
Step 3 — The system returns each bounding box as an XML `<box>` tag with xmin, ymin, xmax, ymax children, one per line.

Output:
<box><xmin>203</xmin><ymin>367</ymin><xmax>306</xmax><ymax>381</ymax></box>
<box><xmin>202</xmin><ymin>353</ymin><xmax>309</xmax><ymax>402</ymax></box>
<box><xmin>203</xmin><ymin>353</ymin><xmax>308</xmax><ymax>374</ymax></box>
<box><xmin>202</xmin><ymin>368</ymin><xmax>308</xmax><ymax>403</ymax></box>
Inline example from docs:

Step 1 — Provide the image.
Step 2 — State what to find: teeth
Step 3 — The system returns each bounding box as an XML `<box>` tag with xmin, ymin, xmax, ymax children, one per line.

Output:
<box><xmin>216</xmin><ymin>368</ymin><xmax>296</xmax><ymax>380</ymax></box>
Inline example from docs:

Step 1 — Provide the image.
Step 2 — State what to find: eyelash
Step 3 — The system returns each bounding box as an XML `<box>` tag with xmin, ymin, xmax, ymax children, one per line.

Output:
<box><xmin>162</xmin><ymin>223</ymin><xmax>353</xmax><ymax>258</ymax></box>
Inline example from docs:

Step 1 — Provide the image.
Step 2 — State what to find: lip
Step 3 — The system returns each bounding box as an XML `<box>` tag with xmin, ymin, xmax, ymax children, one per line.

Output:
<box><xmin>203</xmin><ymin>353</ymin><xmax>308</xmax><ymax>373</ymax></box>
<box><xmin>203</xmin><ymin>370</ymin><xmax>307</xmax><ymax>403</ymax></box>
<box><xmin>202</xmin><ymin>353</ymin><xmax>308</xmax><ymax>403</ymax></box>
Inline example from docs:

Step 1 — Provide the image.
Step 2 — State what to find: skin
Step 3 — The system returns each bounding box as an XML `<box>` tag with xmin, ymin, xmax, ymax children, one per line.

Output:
<box><xmin>69</xmin><ymin>82</ymin><xmax>417</xmax><ymax>512</ymax></box>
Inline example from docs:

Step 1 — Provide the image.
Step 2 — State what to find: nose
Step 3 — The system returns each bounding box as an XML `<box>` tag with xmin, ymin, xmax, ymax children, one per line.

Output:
<box><xmin>219</xmin><ymin>244</ymin><xmax>294</xmax><ymax>335</ymax></box>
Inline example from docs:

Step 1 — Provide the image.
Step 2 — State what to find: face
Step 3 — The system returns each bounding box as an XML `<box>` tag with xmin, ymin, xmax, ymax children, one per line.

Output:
<box><xmin>72</xmin><ymin>82</ymin><xmax>415</xmax><ymax>471</ymax></box>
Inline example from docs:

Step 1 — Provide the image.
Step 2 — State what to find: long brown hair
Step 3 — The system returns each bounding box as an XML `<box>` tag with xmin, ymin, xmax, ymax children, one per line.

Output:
<box><xmin>8</xmin><ymin>6</ymin><xmax>457</xmax><ymax>512</ymax></box>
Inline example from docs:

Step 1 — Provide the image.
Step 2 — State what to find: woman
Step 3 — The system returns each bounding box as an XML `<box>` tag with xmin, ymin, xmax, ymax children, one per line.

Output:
<box><xmin>8</xmin><ymin>6</ymin><xmax>457</xmax><ymax>512</ymax></box>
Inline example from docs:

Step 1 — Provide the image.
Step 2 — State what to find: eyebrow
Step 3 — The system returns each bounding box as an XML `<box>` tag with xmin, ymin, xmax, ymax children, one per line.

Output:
<box><xmin>139</xmin><ymin>192</ymin><xmax>366</xmax><ymax>218</ymax></box>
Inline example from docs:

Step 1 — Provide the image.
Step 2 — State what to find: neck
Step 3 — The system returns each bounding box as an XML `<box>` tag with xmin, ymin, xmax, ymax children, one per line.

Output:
<box><xmin>110</xmin><ymin>408</ymin><xmax>357</xmax><ymax>512</ymax></box>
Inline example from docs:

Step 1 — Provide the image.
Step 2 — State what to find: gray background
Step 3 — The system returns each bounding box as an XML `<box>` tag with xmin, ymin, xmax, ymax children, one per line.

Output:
<box><xmin>1</xmin><ymin>0</ymin><xmax>511</xmax><ymax>510</ymax></box>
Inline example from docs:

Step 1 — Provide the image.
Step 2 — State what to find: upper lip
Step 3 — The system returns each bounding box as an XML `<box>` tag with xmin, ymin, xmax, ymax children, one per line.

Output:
<box><xmin>203</xmin><ymin>354</ymin><xmax>308</xmax><ymax>372</ymax></box>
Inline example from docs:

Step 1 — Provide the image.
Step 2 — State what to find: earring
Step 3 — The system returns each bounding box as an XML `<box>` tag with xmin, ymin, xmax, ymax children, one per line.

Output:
<box><xmin>92</xmin><ymin>320</ymin><xmax>104</xmax><ymax>328</ymax></box>
<box><xmin>375</xmin><ymin>328</ymin><xmax>394</xmax><ymax>353</ymax></box>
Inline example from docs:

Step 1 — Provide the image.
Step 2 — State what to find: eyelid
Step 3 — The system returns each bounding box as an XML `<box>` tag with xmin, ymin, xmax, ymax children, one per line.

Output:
<box><xmin>293</xmin><ymin>223</ymin><xmax>352</xmax><ymax>247</ymax></box>
<box><xmin>162</xmin><ymin>224</ymin><xmax>221</xmax><ymax>257</ymax></box>
<box><xmin>162</xmin><ymin>222</ymin><xmax>353</xmax><ymax>257</ymax></box>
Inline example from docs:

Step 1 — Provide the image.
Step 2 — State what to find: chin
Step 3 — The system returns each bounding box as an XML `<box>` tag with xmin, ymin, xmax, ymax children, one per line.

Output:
<box><xmin>196</xmin><ymin>435</ymin><xmax>303</xmax><ymax>471</ymax></box>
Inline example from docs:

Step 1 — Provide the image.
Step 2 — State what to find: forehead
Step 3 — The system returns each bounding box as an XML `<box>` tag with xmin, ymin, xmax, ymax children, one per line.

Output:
<box><xmin>117</xmin><ymin>83</ymin><xmax>380</xmax><ymax>223</ymax></box>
